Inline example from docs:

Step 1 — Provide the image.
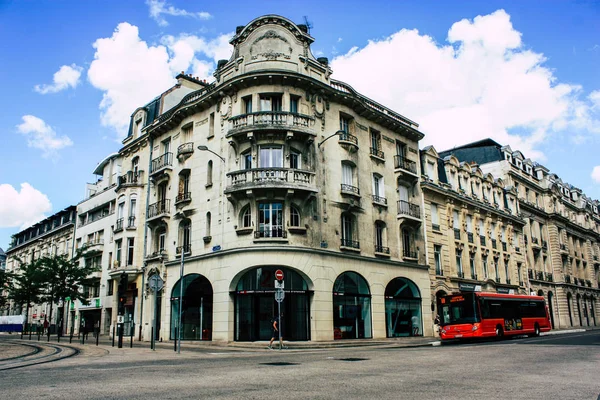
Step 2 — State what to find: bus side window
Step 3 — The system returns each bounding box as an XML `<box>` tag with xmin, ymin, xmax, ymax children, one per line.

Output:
<box><xmin>480</xmin><ymin>299</ymin><xmax>490</xmax><ymax>319</ymax></box>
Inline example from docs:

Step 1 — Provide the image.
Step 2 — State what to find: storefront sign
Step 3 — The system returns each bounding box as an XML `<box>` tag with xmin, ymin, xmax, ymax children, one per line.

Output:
<box><xmin>497</xmin><ymin>287</ymin><xmax>511</xmax><ymax>294</ymax></box>
<box><xmin>459</xmin><ymin>283</ymin><xmax>475</xmax><ymax>292</ymax></box>
<box><xmin>78</xmin><ymin>297</ymin><xmax>101</xmax><ymax>309</ymax></box>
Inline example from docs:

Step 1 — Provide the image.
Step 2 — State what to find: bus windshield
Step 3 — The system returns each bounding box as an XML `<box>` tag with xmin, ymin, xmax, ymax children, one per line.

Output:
<box><xmin>440</xmin><ymin>293</ymin><xmax>479</xmax><ymax>326</ymax></box>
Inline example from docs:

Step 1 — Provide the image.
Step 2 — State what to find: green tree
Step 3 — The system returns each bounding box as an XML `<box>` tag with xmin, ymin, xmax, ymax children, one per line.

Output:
<box><xmin>6</xmin><ymin>258</ymin><xmax>46</xmax><ymax>331</ymax></box>
<box><xmin>38</xmin><ymin>248</ymin><xmax>101</xmax><ymax>333</ymax></box>
<box><xmin>0</xmin><ymin>268</ymin><xmax>12</xmax><ymax>310</ymax></box>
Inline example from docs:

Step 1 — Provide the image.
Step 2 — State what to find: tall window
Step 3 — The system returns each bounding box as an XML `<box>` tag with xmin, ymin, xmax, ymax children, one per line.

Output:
<box><xmin>207</xmin><ymin>160</ymin><xmax>213</xmax><ymax>186</ymax></box>
<box><xmin>342</xmin><ymin>163</ymin><xmax>354</xmax><ymax>187</ymax></box>
<box><xmin>115</xmin><ymin>239</ymin><xmax>122</xmax><ymax>266</ymax></box>
<box><xmin>242</xmin><ymin>151</ymin><xmax>252</xmax><ymax>170</ymax></box>
<box><xmin>162</xmin><ymin>138</ymin><xmax>171</xmax><ymax>155</ymax></box>
<box><xmin>342</xmin><ymin>213</ymin><xmax>356</xmax><ymax>247</ymax></box>
<box><xmin>205</xmin><ymin>212</ymin><xmax>211</xmax><ymax>237</ymax></box>
<box><xmin>241</xmin><ymin>206</ymin><xmax>252</xmax><ymax>228</ymax></box>
<box><xmin>129</xmin><ymin>197</ymin><xmax>137</xmax><ymax>227</ymax></box>
<box><xmin>517</xmin><ymin>263</ymin><xmax>522</xmax><ymax>283</ymax></box>
<box><xmin>456</xmin><ymin>249</ymin><xmax>463</xmax><ymax>277</ymax></box>
<box><xmin>260</xmin><ymin>94</ymin><xmax>282</xmax><ymax>111</ymax></box>
<box><xmin>127</xmin><ymin>238</ymin><xmax>134</xmax><ymax>266</ymax></box>
<box><xmin>117</xmin><ymin>201</ymin><xmax>125</xmax><ymax>219</ymax></box>
<box><xmin>156</xmin><ymin>229</ymin><xmax>166</xmax><ymax>253</ymax></box>
<box><xmin>370</xmin><ymin>129</ymin><xmax>381</xmax><ymax>151</ymax></box>
<box><xmin>402</xmin><ymin>228</ymin><xmax>413</xmax><ymax>257</ymax></box>
<box><xmin>470</xmin><ymin>253</ymin><xmax>476</xmax><ymax>279</ymax></box>
<box><xmin>290</xmin><ymin>95</ymin><xmax>299</xmax><ymax>113</ymax></box>
<box><xmin>132</xmin><ymin>157</ymin><xmax>139</xmax><ymax>176</ymax></box>
<box><xmin>494</xmin><ymin>258</ymin><xmax>499</xmax><ymax>281</ymax></box>
<box><xmin>396</xmin><ymin>141</ymin><xmax>406</xmax><ymax>157</ymax></box>
<box><xmin>434</xmin><ymin>244</ymin><xmax>442</xmax><ymax>276</ymax></box>
<box><xmin>339</xmin><ymin>115</ymin><xmax>350</xmax><ymax>133</ymax></box>
<box><xmin>482</xmin><ymin>255</ymin><xmax>488</xmax><ymax>279</ymax></box>
<box><xmin>243</xmin><ymin>95</ymin><xmax>252</xmax><ymax>114</ymax></box>
<box><xmin>258</xmin><ymin>203</ymin><xmax>283</xmax><ymax>237</ymax></box>
<box><xmin>289</xmin><ymin>150</ymin><xmax>301</xmax><ymax>169</ymax></box>
<box><xmin>505</xmin><ymin>259</ymin><xmax>510</xmax><ymax>283</ymax></box>
<box><xmin>372</xmin><ymin>174</ymin><xmax>384</xmax><ymax>200</ymax></box>
<box><xmin>179</xmin><ymin>171</ymin><xmax>190</xmax><ymax>196</ymax></box>
<box><xmin>290</xmin><ymin>206</ymin><xmax>300</xmax><ymax>227</ymax></box>
<box><xmin>426</xmin><ymin>161</ymin><xmax>435</xmax><ymax>178</ymax></box>
<box><xmin>375</xmin><ymin>221</ymin><xmax>385</xmax><ymax>251</ymax></box>
<box><xmin>209</xmin><ymin>112</ymin><xmax>215</xmax><ymax>138</ymax></box>
<box><xmin>431</xmin><ymin>204</ymin><xmax>440</xmax><ymax>230</ymax></box>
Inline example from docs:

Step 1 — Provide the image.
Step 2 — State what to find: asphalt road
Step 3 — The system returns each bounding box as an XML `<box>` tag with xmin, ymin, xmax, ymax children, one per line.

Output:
<box><xmin>0</xmin><ymin>331</ymin><xmax>598</xmax><ymax>400</ymax></box>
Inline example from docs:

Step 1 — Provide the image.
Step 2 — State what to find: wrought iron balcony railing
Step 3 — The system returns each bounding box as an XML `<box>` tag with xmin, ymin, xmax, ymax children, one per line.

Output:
<box><xmin>397</xmin><ymin>200</ymin><xmax>421</xmax><ymax>219</ymax></box>
<box><xmin>175</xmin><ymin>191</ymin><xmax>192</xmax><ymax>204</ymax></box>
<box><xmin>403</xmin><ymin>248</ymin><xmax>418</xmax><ymax>259</ymax></box>
<box><xmin>341</xmin><ymin>184</ymin><xmax>360</xmax><ymax>195</ymax></box>
<box><xmin>374</xmin><ymin>245</ymin><xmax>390</xmax><ymax>254</ymax></box>
<box><xmin>114</xmin><ymin>218</ymin><xmax>124</xmax><ymax>232</ymax></box>
<box><xmin>394</xmin><ymin>155</ymin><xmax>417</xmax><ymax>174</ymax></box>
<box><xmin>341</xmin><ymin>239</ymin><xmax>360</xmax><ymax>249</ymax></box>
<box><xmin>147</xmin><ymin>200</ymin><xmax>170</xmax><ymax>219</ymax></box>
<box><xmin>370</xmin><ymin>147</ymin><xmax>384</xmax><ymax>159</ymax></box>
<box><xmin>117</xmin><ymin>170</ymin><xmax>143</xmax><ymax>189</ymax></box>
<box><xmin>127</xmin><ymin>216</ymin><xmax>136</xmax><ymax>229</ymax></box>
<box><xmin>150</xmin><ymin>152</ymin><xmax>173</xmax><ymax>174</ymax></box>
<box><xmin>339</xmin><ymin>132</ymin><xmax>358</xmax><ymax>145</ymax></box>
<box><xmin>254</xmin><ymin>229</ymin><xmax>286</xmax><ymax>239</ymax></box>
<box><xmin>372</xmin><ymin>194</ymin><xmax>387</xmax><ymax>205</ymax></box>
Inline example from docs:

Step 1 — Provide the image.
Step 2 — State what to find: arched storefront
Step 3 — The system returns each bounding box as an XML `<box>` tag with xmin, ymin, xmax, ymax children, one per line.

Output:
<box><xmin>333</xmin><ymin>271</ymin><xmax>372</xmax><ymax>340</ymax></box>
<box><xmin>234</xmin><ymin>266</ymin><xmax>311</xmax><ymax>341</ymax></box>
<box><xmin>548</xmin><ymin>291</ymin><xmax>555</xmax><ymax>329</ymax></box>
<box><xmin>385</xmin><ymin>278</ymin><xmax>422</xmax><ymax>337</ymax></box>
<box><xmin>170</xmin><ymin>274</ymin><xmax>213</xmax><ymax>340</ymax></box>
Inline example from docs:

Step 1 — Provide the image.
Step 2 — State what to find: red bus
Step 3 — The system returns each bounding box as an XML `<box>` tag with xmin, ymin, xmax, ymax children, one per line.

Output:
<box><xmin>438</xmin><ymin>292</ymin><xmax>551</xmax><ymax>340</ymax></box>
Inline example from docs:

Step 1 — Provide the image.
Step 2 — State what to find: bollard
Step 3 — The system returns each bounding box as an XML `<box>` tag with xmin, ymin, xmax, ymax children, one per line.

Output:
<box><xmin>82</xmin><ymin>330</ymin><xmax>85</xmax><ymax>345</ymax></box>
<box><xmin>151</xmin><ymin>327</ymin><xmax>154</xmax><ymax>350</ymax></box>
<box><xmin>96</xmin><ymin>332</ymin><xmax>99</xmax><ymax>346</ymax></box>
<box><xmin>69</xmin><ymin>327</ymin><xmax>73</xmax><ymax>344</ymax></box>
<box><xmin>47</xmin><ymin>331</ymin><xmax>50</xmax><ymax>342</ymax></box>
<box><xmin>130</xmin><ymin>332</ymin><xmax>133</xmax><ymax>348</ymax></box>
<box><xmin>112</xmin><ymin>326</ymin><xmax>115</xmax><ymax>347</ymax></box>
<box><xmin>37</xmin><ymin>330</ymin><xmax>40</xmax><ymax>341</ymax></box>
<box><xmin>29</xmin><ymin>326</ymin><xmax>32</xmax><ymax>340</ymax></box>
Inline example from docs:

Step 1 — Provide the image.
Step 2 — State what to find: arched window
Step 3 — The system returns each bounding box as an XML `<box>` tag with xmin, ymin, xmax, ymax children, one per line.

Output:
<box><xmin>207</xmin><ymin>160</ymin><xmax>213</xmax><ymax>186</ymax></box>
<box><xmin>131</xmin><ymin>156</ymin><xmax>139</xmax><ymax>177</ymax></box>
<box><xmin>290</xmin><ymin>205</ymin><xmax>300</xmax><ymax>227</ymax></box>
<box><xmin>171</xmin><ymin>274</ymin><xmax>213</xmax><ymax>340</ymax></box>
<box><xmin>333</xmin><ymin>271</ymin><xmax>372</xmax><ymax>339</ymax></box>
<box><xmin>402</xmin><ymin>227</ymin><xmax>416</xmax><ymax>259</ymax></box>
<box><xmin>154</xmin><ymin>226</ymin><xmax>167</xmax><ymax>254</ymax></box>
<box><xmin>128</xmin><ymin>194</ymin><xmax>137</xmax><ymax>228</ymax></box>
<box><xmin>372</xmin><ymin>173</ymin><xmax>385</xmax><ymax>203</ymax></box>
<box><xmin>385</xmin><ymin>277</ymin><xmax>422</xmax><ymax>337</ymax></box>
<box><xmin>240</xmin><ymin>205</ymin><xmax>252</xmax><ymax>228</ymax></box>
<box><xmin>205</xmin><ymin>212</ymin><xmax>212</xmax><ymax>239</ymax></box>
<box><xmin>177</xmin><ymin>170</ymin><xmax>191</xmax><ymax>202</ymax></box>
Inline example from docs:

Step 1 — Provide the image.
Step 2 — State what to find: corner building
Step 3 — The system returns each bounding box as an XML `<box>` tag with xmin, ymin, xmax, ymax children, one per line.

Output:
<box><xmin>126</xmin><ymin>15</ymin><xmax>431</xmax><ymax>342</ymax></box>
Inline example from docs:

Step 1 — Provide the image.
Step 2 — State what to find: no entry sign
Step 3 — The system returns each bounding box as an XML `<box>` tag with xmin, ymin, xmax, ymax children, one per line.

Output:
<box><xmin>275</xmin><ymin>269</ymin><xmax>284</xmax><ymax>281</ymax></box>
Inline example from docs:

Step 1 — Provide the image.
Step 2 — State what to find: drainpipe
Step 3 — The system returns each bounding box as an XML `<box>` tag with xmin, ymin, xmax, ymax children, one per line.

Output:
<box><xmin>139</xmin><ymin>135</ymin><xmax>154</xmax><ymax>341</ymax></box>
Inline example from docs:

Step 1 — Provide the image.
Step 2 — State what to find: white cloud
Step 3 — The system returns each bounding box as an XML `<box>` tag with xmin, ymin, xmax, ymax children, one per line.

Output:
<box><xmin>34</xmin><ymin>64</ymin><xmax>83</xmax><ymax>94</ymax></box>
<box><xmin>16</xmin><ymin>115</ymin><xmax>73</xmax><ymax>158</ymax></box>
<box><xmin>146</xmin><ymin>0</ymin><xmax>211</xmax><ymax>27</ymax></box>
<box><xmin>592</xmin><ymin>166</ymin><xmax>600</xmax><ymax>184</ymax></box>
<box><xmin>330</xmin><ymin>9</ymin><xmax>600</xmax><ymax>160</ymax></box>
<box><xmin>87</xmin><ymin>23</ymin><xmax>232</xmax><ymax>137</ymax></box>
<box><xmin>0</xmin><ymin>183</ymin><xmax>52</xmax><ymax>229</ymax></box>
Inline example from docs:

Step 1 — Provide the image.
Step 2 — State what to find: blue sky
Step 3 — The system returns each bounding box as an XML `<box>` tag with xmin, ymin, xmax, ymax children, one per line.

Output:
<box><xmin>1</xmin><ymin>0</ymin><xmax>599</xmax><ymax>249</ymax></box>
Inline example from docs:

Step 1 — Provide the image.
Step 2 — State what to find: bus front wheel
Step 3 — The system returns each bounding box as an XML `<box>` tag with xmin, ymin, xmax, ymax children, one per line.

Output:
<box><xmin>495</xmin><ymin>326</ymin><xmax>504</xmax><ymax>339</ymax></box>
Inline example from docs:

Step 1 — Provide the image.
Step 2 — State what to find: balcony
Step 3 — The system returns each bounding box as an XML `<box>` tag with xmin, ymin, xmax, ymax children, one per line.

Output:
<box><xmin>467</xmin><ymin>232</ymin><xmax>474</xmax><ymax>244</ymax></box>
<box><xmin>374</xmin><ymin>245</ymin><xmax>390</xmax><ymax>256</ymax></box>
<box><xmin>114</xmin><ymin>218</ymin><xmax>124</xmax><ymax>233</ymax></box>
<box><xmin>127</xmin><ymin>216</ymin><xmax>136</xmax><ymax>229</ymax></box>
<box><xmin>372</xmin><ymin>194</ymin><xmax>387</xmax><ymax>206</ymax></box>
<box><xmin>226</xmin><ymin>168</ymin><xmax>317</xmax><ymax>198</ymax></box>
<box><xmin>177</xmin><ymin>142</ymin><xmax>194</xmax><ymax>159</ymax></box>
<box><xmin>149</xmin><ymin>152</ymin><xmax>173</xmax><ymax>176</ymax></box>
<box><xmin>480</xmin><ymin>235</ymin><xmax>486</xmax><ymax>246</ymax></box>
<box><xmin>369</xmin><ymin>147</ymin><xmax>385</xmax><ymax>161</ymax></box>
<box><xmin>341</xmin><ymin>184</ymin><xmax>360</xmax><ymax>196</ymax></box>
<box><xmin>341</xmin><ymin>239</ymin><xmax>360</xmax><ymax>250</ymax></box>
<box><xmin>147</xmin><ymin>200</ymin><xmax>171</xmax><ymax>221</ymax></box>
<box><xmin>397</xmin><ymin>200</ymin><xmax>421</xmax><ymax>220</ymax></box>
<box><xmin>338</xmin><ymin>132</ymin><xmax>359</xmax><ymax>151</ymax></box>
<box><xmin>454</xmin><ymin>229</ymin><xmax>461</xmax><ymax>241</ymax></box>
<box><xmin>394</xmin><ymin>155</ymin><xmax>417</xmax><ymax>175</ymax></box>
<box><xmin>254</xmin><ymin>229</ymin><xmax>287</xmax><ymax>239</ymax></box>
<box><xmin>175</xmin><ymin>191</ymin><xmax>192</xmax><ymax>205</ymax></box>
<box><xmin>531</xmin><ymin>237</ymin><xmax>541</xmax><ymax>252</ymax></box>
<box><xmin>227</xmin><ymin>112</ymin><xmax>315</xmax><ymax>138</ymax></box>
<box><xmin>117</xmin><ymin>171</ymin><xmax>143</xmax><ymax>190</ymax></box>
<box><xmin>403</xmin><ymin>248</ymin><xmax>418</xmax><ymax>260</ymax></box>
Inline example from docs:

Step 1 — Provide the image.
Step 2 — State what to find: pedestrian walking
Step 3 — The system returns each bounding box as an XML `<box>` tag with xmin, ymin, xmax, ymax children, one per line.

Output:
<box><xmin>267</xmin><ymin>313</ymin><xmax>286</xmax><ymax>349</ymax></box>
<box><xmin>43</xmin><ymin>318</ymin><xmax>49</xmax><ymax>335</ymax></box>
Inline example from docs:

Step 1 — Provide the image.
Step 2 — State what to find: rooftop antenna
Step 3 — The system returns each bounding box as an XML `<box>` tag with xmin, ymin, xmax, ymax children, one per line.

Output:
<box><xmin>303</xmin><ymin>16</ymin><xmax>313</xmax><ymax>34</ymax></box>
